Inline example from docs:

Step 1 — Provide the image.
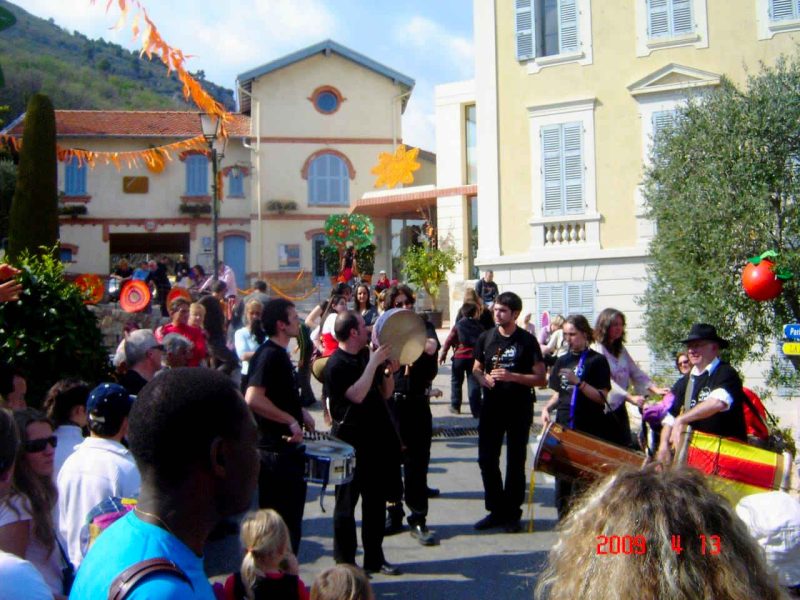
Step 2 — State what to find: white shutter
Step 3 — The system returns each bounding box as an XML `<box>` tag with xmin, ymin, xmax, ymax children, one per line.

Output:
<box><xmin>651</xmin><ymin>109</ymin><xmax>677</xmax><ymax>141</ymax></box>
<box><xmin>771</xmin><ymin>0</ymin><xmax>796</xmax><ymax>20</ymax></box>
<box><xmin>565</xmin><ymin>281</ymin><xmax>594</xmax><ymax>322</ymax></box>
<box><xmin>537</xmin><ymin>283</ymin><xmax>565</xmax><ymax>319</ymax></box>
<box><xmin>671</xmin><ymin>0</ymin><xmax>693</xmax><ymax>34</ymax></box>
<box><xmin>516</xmin><ymin>0</ymin><xmax>535</xmax><ymax>61</ymax></box>
<box><xmin>558</xmin><ymin>0</ymin><xmax>579</xmax><ymax>52</ymax></box>
<box><xmin>542</xmin><ymin>125</ymin><xmax>564</xmax><ymax>216</ymax></box>
<box><xmin>563</xmin><ymin>122</ymin><xmax>584</xmax><ymax>214</ymax></box>
<box><xmin>648</xmin><ymin>0</ymin><xmax>670</xmax><ymax>37</ymax></box>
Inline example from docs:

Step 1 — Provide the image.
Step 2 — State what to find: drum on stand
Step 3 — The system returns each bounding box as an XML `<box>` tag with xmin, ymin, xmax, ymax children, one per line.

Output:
<box><xmin>533</xmin><ymin>422</ymin><xmax>648</xmax><ymax>482</ymax></box>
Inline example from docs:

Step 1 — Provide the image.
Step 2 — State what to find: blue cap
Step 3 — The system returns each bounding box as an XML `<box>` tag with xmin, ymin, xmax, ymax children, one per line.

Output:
<box><xmin>86</xmin><ymin>383</ymin><xmax>134</xmax><ymax>426</ymax></box>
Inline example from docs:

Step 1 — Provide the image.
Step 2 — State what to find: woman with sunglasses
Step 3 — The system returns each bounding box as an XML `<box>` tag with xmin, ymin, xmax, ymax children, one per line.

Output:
<box><xmin>0</xmin><ymin>409</ymin><xmax>70</xmax><ymax>599</ymax></box>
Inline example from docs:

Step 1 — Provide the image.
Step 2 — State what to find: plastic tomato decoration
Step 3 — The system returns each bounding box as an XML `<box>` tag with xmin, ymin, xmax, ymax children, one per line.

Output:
<box><xmin>742</xmin><ymin>256</ymin><xmax>783</xmax><ymax>301</ymax></box>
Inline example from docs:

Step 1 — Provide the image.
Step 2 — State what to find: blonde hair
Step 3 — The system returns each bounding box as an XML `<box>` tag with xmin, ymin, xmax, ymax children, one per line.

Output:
<box><xmin>463</xmin><ymin>288</ymin><xmax>483</xmax><ymax>307</ymax></box>
<box><xmin>244</xmin><ymin>299</ymin><xmax>263</xmax><ymax>326</ymax></box>
<box><xmin>311</xmin><ymin>564</ymin><xmax>373</xmax><ymax>600</ymax></box>
<box><xmin>189</xmin><ymin>302</ymin><xmax>206</xmax><ymax>318</ymax></box>
<box><xmin>534</xmin><ymin>466</ymin><xmax>788</xmax><ymax>600</ymax></box>
<box><xmin>550</xmin><ymin>314</ymin><xmax>565</xmax><ymax>328</ymax></box>
<box><xmin>239</xmin><ymin>509</ymin><xmax>290</xmax><ymax>599</ymax></box>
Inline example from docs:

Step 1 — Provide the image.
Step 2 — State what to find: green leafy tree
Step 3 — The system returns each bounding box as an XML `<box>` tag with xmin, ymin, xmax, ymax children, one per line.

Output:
<box><xmin>401</xmin><ymin>239</ymin><xmax>460</xmax><ymax>311</ymax></box>
<box><xmin>7</xmin><ymin>93</ymin><xmax>58</xmax><ymax>261</ymax></box>
<box><xmin>0</xmin><ymin>159</ymin><xmax>15</xmax><ymax>241</ymax></box>
<box><xmin>0</xmin><ymin>250</ymin><xmax>110</xmax><ymax>404</ymax></box>
<box><xmin>642</xmin><ymin>55</ymin><xmax>800</xmax><ymax>389</ymax></box>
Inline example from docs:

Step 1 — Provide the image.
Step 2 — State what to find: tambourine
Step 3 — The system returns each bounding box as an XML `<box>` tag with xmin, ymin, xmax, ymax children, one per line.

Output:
<box><xmin>372</xmin><ymin>308</ymin><xmax>426</xmax><ymax>365</ymax></box>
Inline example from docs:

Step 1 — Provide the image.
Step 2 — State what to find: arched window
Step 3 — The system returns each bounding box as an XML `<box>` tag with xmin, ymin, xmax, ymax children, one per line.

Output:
<box><xmin>307</xmin><ymin>153</ymin><xmax>350</xmax><ymax>206</ymax></box>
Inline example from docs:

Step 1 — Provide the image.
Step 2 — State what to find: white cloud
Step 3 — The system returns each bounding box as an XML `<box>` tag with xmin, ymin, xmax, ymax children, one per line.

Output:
<box><xmin>402</xmin><ymin>81</ymin><xmax>436</xmax><ymax>152</ymax></box>
<box><xmin>396</xmin><ymin>15</ymin><xmax>473</xmax><ymax>79</ymax></box>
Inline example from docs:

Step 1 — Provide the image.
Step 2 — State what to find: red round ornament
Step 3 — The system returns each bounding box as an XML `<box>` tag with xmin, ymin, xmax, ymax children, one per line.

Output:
<box><xmin>742</xmin><ymin>259</ymin><xmax>783</xmax><ymax>301</ymax></box>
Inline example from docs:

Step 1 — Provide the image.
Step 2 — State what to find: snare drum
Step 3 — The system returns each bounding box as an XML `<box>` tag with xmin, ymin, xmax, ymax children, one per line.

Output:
<box><xmin>304</xmin><ymin>437</ymin><xmax>356</xmax><ymax>486</ymax></box>
<box><xmin>534</xmin><ymin>422</ymin><xmax>648</xmax><ymax>482</ymax></box>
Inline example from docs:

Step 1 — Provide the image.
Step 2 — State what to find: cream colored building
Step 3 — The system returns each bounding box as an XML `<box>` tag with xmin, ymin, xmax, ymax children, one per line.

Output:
<box><xmin>438</xmin><ymin>0</ymin><xmax>800</xmax><ymax>393</ymax></box>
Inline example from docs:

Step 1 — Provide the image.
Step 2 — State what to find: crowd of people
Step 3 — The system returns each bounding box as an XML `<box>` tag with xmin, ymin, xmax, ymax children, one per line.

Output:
<box><xmin>1</xmin><ymin>259</ymin><xmax>798</xmax><ymax>598</ymax></box>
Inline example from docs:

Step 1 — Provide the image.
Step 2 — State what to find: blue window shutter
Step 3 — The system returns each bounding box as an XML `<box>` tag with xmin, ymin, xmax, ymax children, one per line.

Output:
<box><xmin>185</xmin><ymin>155</ymin><xmax>208</xmax><ymax>196</ymax></box>
<box><xmin>770</xmin><ymin>0</ymin><xmax>796</xmax><ymax>20</ymax></box>
<box><xmin>647</xmin><ymin>0</ymin><xmax>670</xmax><ymax>37</ymax></box>
<box><xmin>671</xmin><ymin>0</ymin><xmax>693</xmax><ymax>34</ymax></box>
<box><xmin>558</xmin><ymin>0</ymin><xmax>579</xmax><ymax>52</ymax></box>
<box><xmin>565</xmin><ymin>281</ymin><xmax>594</xmax><ymax>323</ymax></box>
<box><xmin>59</xmin><ymin>248</ymin><xmax>73</xmax><ymax>263</ymax></box>
<box><xmin>537</xmin><ymin>283</ymin><xmax>565</xmax><ymax>318</ymax></box>
<box><xmin>64</xmin><ymin>157</ymin><xmax>86</xmax><ymax>195</ymax></box>
<box><xmin>228</xmin><ymin>172</ymin><xmax>244</xmax><ymax>197</ymax></box>
<box><xmin>515</xmin><ymin>0</ymin><xmax>535</xmax><ymax>60</ymax></box>
<box><xmin>542</xmin><ymin>125</ymin><xmax>563</xmax><ymax>216</ymax></box>
<box><xmin>563</xmin><ymin>122</ymin><xmax>584</xmax><ymax>214</ymax></box>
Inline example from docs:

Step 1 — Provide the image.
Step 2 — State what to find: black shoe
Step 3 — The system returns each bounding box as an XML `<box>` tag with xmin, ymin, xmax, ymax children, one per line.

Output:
<box><xmin>474</xmin><ymin>513</ymin><xmax>505</xmax><ymax>530</ymax></box>
<box><xmin>410</xmin><ymin>523</ymin><xmax>437</xmax><ymax>546</ymax></box>
<box><xmin>426</xmin><ymin>487</ymin><xmax>440</xmax><ymax>498</ymax></box>
<box><xmin>385</xmin><ymin>505</ymin><xmax>405</xmax><ymax>535</ymax></box>
<box><xmin>504</xmin><ymin>519</ymin><xmax>523</xmax><ymax>533</ymax></box>
<box><xmin>448</xmin><ymin>405</ymin><xmax>460</xmax><ymax>415</ymax></box>
<box><xmin>365</xmin><ymin>562</ymin><xmax>401</xmax><ymax>576</ymax></box>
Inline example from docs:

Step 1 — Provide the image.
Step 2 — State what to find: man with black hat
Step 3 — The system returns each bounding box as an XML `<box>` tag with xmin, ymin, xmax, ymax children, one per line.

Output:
<box><xmin>657</xmin><ymin>323</ymin><xmax>747</xmax><ymax>464</ymax></box>
<box><xmin>57</xmin><ymin>383</ymin><xmax>140</xmax><ymax>566</ymax></box>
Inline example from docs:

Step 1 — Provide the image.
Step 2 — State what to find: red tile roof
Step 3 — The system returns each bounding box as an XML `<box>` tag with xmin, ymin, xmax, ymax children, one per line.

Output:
<box><xmin>5</xmin><ymin>110</ymin><xmax>251</xmax><ymax>138</ymax></box>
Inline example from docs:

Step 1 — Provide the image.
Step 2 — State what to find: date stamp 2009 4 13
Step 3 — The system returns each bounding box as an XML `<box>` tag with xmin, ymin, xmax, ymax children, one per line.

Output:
<box><xmin>595</xmin><ymin>534</ymin><xmax>721</xmax><ymax>556</ymax></box>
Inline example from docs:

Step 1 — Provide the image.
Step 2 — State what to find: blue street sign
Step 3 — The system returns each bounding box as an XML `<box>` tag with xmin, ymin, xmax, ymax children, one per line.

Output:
<box><xmin>784</xmin><ymin>324</ymin><xmax>800</xmax><ymax>341</ymax></box>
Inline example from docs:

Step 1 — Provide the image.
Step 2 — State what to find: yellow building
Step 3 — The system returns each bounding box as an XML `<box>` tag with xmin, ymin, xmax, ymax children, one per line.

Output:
<box><xmin>440</xmin><ymin>0</ymin><xmax>800</xmax><ymax>380</ymax></box>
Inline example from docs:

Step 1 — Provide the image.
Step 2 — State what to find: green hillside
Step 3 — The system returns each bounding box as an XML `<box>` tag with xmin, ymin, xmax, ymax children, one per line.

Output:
<box><xmin>0</xmin><ymin>0</ymin><xmax>235</xmax><ymax>124</ymax></box>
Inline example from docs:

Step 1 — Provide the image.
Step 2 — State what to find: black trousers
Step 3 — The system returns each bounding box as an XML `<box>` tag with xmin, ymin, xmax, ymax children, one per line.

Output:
<box><xmin>333</xmin><ymin>443</ymin><xmax>387</xmax><ymax>570</ymax></box>
<box><xmin>554</xmin><ymin>476</ymin><xmax>587</xmax><ymax>521</ymax></box>
<box><xmin>477</xmin><ymin>398</ymin><xmax>533</xmax><ymax>521</ymax></box>
<box><xmin>258</xmin><ymin>446</ymin><xmax>307</xmax><ymax>555</ymax></box>
<box><xmin>396</xmin><ymin>396</ymin><xmax>433</xmax><ymax>525</ymax></box>
<box><xmin>450</xmin><ymin>358</ymin><xmax>481</xmax><ymax>418</ymax></box>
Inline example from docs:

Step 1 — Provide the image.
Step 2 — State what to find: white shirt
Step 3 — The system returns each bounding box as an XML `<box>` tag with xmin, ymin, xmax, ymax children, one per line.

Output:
<box><xmin>0</xmin><ymin>550</ymin><xmax>52</xmax><ymax>600</ymax></box>
<box><xmin>57</xmin><ymin>437</ymin><xmax>141</xmax><ymax>567</ymax></box>
<box><xmin>234</xmin><ymin>326</ymin><xmax>261</xmax><ymax>375</ymax></box>
<box><xmin>53</xmin><ymin>424</ymin><xmax>85</xmax><ymax>477</ymax></box>
<box><xmin>0</xmin><ymin>496</ymin><xmax>64</xmax><ymax>596</ymax></box>
<box><xmin>592</xmin><ymin>343</ymin><xmax>652</xmax><ymax>410</ymax></box>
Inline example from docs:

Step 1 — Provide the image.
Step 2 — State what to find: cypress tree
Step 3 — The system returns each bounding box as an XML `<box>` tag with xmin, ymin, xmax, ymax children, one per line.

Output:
<box><xmin>7</xmin><ymin>93</ymin><xmax>58</xmax><ymax>261</ymax></box>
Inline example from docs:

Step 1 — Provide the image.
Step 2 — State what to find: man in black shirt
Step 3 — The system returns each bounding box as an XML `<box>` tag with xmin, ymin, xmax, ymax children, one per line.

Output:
<box><xmin>474</xmin><ymin>270</ymin><xmax>499</xmax><ymax>306</ymax></box>
<box><xmin>245</xmin><ymin>298</ymin><xmax>315</xmax><ymax>554</ymax></box>
<box><xmin>325</xmin><ymin>310</ymin><xmax>401</xmax><ymax>576</ymax></box>
<box><xmin>657</xmin><ymin>323</ymin><xmax>747</xmax><ymax>463</ymax></box>
<box><xmin>473</xmin><ymin>291</ymin><xmax>545</xmax><ymax>533</ymax></box>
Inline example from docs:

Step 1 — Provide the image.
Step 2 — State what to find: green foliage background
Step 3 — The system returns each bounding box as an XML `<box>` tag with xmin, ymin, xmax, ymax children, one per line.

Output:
<box><xmin>402</xmin><ymin>240</ymin><xmax>459</xmax><ymax>310</ymax></box>
<box><xmin>643</xmin><ymin>55</ymin><xmax>800</xmax><ymax>390</ymax></box>
<box><xmin>0</xmin><ymin>250</ymin><xmax>110</xmax><ymax>405</ymax></box>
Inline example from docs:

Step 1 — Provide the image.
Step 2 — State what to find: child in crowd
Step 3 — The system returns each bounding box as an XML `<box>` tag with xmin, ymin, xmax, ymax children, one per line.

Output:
<box><xmin>225</xmin><ymin>509</ymin><xmax>309</xmax><ymax>600</ymax></box>
<box><xmin>310</xmin><ymin>564</ymin><xmax>373</xmax><ymax>600</ymax></box>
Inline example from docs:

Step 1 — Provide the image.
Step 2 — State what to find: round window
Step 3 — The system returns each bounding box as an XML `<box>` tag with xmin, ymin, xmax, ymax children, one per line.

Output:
<box><xmin>315</xmin><ymin>90</ymin><xmax>339</xmax><ymax>114</ymax></box>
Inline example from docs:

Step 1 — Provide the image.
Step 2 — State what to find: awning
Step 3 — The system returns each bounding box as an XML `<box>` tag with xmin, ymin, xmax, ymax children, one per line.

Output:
<box><xmin>351</xmin><ymin>184</ymin><xmax>477</xmax><ymax>219</ymax></box>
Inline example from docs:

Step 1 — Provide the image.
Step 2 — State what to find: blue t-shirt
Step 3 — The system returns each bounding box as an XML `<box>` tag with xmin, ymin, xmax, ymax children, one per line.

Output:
<box><xmin>69</xmin><ymin>511</ymin><xmax>214</xmax><ymax>599</ymax></box>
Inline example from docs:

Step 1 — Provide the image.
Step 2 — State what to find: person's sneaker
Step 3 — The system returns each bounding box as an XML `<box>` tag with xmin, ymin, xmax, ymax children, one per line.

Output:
<box><xmin>504</xmin><ymin>519</ymin><xmax>523</xmax><ymax>533</ymax></box>
<box><xmin>448</xmin><ymin>405</ymin><xmax>460</xmax><ymax>415</ymax></box>
<box><xmin>473</xmin><ymin>513</ymin><xmax>505</xmax><ymax>530</ymax></box>
<box><xmin>364</xmin><ymin>562</ymin><xmax>401</xmax><ymax>576</ymax></box>
<box><xmin>410</xmin><ymin>523</ymin><xmax>437</xmax><ymax>546</ymax></box>
<box><xmin>426</xmin><ymin>487</ymin><xmax>440</xmax><ymax>498</ymax></box>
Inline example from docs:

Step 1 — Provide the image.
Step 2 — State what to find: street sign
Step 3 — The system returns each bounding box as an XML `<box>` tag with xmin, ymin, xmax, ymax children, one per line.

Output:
<box><xmin>784</xmin><ymin>324</ymin><xmax>800</xmax><ymax>341</ymax></box>
<box><xmin>782</xmin><ymin>342</ymin><xmax>800</xmax><ymax>356</ymax></box>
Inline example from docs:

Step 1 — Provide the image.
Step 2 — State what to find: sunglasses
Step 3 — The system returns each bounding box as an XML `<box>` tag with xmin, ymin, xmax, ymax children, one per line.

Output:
<box><xmin>394</xmin><ymin>300</ymin><xmax>414</xmax><ymax>308</ymax></box>
<box><xmin>678</xmin><ymin>360</ymin><xmax>690</xmax><ymax>366</ymax></box>
<box><xmin>24</xmin><ymin>436</ymin><xmax>58</xmax><ymax>453</ymax></box>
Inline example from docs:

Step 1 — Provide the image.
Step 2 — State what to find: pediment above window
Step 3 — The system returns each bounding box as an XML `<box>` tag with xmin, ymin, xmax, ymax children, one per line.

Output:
<box><xmin>627</xmin><ymin>64</ymin><xmax>721</xmax><ymax>97</ymax></box>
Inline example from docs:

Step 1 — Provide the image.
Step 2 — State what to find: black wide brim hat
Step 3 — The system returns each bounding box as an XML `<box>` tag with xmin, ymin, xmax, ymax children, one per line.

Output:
<box><xmin>680</xmin><ymin>323</ymin><xmax>729</xmax><ymax>349</ymax></box>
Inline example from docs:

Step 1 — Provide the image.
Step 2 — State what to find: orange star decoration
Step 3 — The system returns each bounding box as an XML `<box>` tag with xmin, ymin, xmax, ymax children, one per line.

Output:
<box><xmin>371</xmin><ymin>145</ymin><xmax>421</xmax><ymax>189</ymax></box>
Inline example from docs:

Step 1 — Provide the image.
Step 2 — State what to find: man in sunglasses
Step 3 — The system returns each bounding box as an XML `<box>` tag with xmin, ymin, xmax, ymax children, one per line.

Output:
<box><xmin>57</xmin><ymin>383</ymin><xmax>141</xmax><ymax>567</ymax></box>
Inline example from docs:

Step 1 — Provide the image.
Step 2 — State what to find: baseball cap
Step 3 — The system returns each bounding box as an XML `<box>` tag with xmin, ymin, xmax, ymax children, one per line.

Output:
<box><xmin>87</xmin><ymin>383</ymin><xmax>134</xmax><ymax>428</ymax></box>
<box><xmin>125</xmin><ymin>329</ymin><xmax>164</xmax><ymax>353</ymax></box>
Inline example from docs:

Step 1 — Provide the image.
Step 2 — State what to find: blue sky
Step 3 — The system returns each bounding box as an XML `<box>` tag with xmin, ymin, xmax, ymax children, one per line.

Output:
<box><xmin>17</xmin><ymin>0</ymin><xmax>475</xmax><ymax>150</ymax></box>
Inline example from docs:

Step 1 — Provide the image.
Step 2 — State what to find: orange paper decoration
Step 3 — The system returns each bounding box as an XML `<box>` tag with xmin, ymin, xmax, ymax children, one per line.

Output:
<box><xmin>74</xmin><ymin>274</ymin><xmax>104</xmax><ymax>305</ymax></box>
<box><xmin>371</xmin><ymin>145</ymin><xmax>421</xmax><ymax>189</ymax></box>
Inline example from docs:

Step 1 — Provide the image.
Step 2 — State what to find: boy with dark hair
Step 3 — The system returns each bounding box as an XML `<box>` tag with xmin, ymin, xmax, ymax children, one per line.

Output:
<box><xmin>245</xmin><ymin>298</ymin><xmax>314</xmax><ymax>554</ymax></box>
<box><xmin>42</xmin><ymin>378</ymin><xmax>90</xmax><ymax>475</ymax></box>
<box><xmin>70</xmin><ymin>369</ymin><xmax>259</xmax><ymax>598</ymax></box>
<box><xmin>57</xmin><ymin>383</ymin><xmax>140</xmax><ymax>566</ymax></box>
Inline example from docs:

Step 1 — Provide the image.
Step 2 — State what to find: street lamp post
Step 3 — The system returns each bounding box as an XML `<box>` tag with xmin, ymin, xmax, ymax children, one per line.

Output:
<box><xmin>200</xmin><ymin>113</ymin><xmax>226</xmax><ymax>282</ymax></box>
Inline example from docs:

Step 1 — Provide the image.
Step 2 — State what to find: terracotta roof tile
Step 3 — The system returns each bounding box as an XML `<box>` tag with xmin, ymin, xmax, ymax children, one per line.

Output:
<box><xmin>5</xmin><ymin>110</ymin><xmax>251</xmax><ymax>138</ymax></box>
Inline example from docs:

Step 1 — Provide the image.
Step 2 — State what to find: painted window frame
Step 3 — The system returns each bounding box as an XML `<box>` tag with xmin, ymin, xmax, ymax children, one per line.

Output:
<box><xmin>515</xmin><ymin>0</ymin><xmax>593</xmax><ymax>73</ymax></box>
<box><xmin>536</xmin><ymin>281</ymin><xmax>595</xmax><ymax>325</ymax></box>
<box><xmin>756</xmin><ymin>0</ymin><xmax>800</xmax><ymax>39</ymax></box>
<box><xmin>185</xmin><ymin>154</ymin><xmax>209</xmax><ymax>197</ymax></box>
<box><xmin>307</xmin><ymin>153</ymin><xmax>350</xmax><ymax>206</ymax></box>
<box><xmin>635</xmin><ymin>0</ymin><xmax>708</xmax><ymax>57</ymax></box>
<box><xmin>64</xmin><ymin>156</ymin><xmax>87</xmax><ymax>196</ymax></box>
<box><xmin>227</xmin><ymin>170</ymin><xmax>245</xmax><ymax>198</ymax></box>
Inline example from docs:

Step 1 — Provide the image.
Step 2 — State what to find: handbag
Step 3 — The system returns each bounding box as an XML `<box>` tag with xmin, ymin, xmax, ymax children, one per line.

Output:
<box><xmin>56</xmin><ymin>537</ymin><xmax>75</xmax><ymax>595</ymax></box>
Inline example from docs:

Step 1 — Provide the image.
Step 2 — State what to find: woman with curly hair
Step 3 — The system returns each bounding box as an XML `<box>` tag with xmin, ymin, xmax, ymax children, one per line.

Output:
<box><xmin>534</xmin><ymin>466</ymin><xmax>788</xmax><ymax>600</ymax></box>
<box><xmin>592</xmin><ymin>308</ymin><xmax>669</xmax><ymax>448</ymax></box>
<box><xmin>0</xmin><ymin>409</ymin><xmax>70</xmax><ymax>598</ymax></box>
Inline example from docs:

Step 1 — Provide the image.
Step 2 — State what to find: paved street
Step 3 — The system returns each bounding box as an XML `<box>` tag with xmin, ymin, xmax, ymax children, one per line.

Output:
<box><xmin>208</xmin><ymin>350</ymin><xmax>561</xmax><ymax>599</ymax></box>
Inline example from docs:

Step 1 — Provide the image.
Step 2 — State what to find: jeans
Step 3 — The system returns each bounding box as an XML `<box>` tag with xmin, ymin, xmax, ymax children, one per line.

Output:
<box><xmin>450</xmin><ymin>357</ymin><xmax>481</xmax><ymax>417</ymax></box>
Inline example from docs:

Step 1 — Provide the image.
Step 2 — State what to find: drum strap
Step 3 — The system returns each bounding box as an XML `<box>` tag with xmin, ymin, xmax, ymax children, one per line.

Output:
<box><xmin>568</xmin><ymin>351</ymin><xmax>589</xmax><ymax>430</ymax></box>
<box><xmin>682</xmin><ymin>375</ymin><xmax>696</xmax><ymax>414</ymax></box>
